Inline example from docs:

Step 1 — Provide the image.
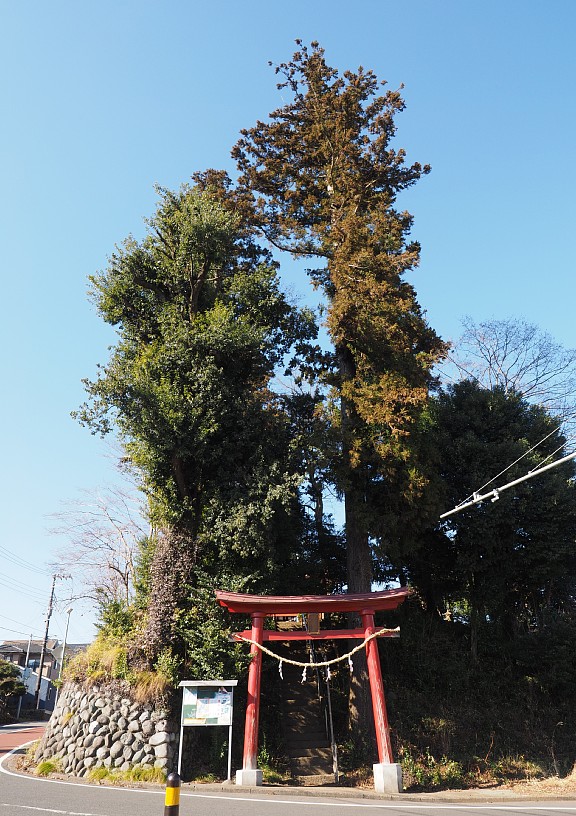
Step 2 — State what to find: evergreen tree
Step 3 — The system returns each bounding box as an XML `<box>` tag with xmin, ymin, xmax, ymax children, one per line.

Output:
<box><xmin>77</xmin><ymin>184</ymin><xmax>317</xmax><ymax>668</ymax></box>
<box><xmin>232</xmin><ymin>41</ymin><xmax>447</xmax><ymax>736</ymax></box>
<box><xmin>233</xmin><ymin>40</ymin><xmax>446</xmax><ymax>595</ymax></box>
<box><xmin>410</xmin><ymin>381</ymin><xmax>576</xmax><ymax>656</ymax></box>
<box><xmin>0</xmin><ymin>660</ymin><xmax>26</xmax><ymax>716</ymax></box>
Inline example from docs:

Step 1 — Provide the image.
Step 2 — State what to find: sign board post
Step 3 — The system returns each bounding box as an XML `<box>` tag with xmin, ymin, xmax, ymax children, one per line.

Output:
<box><xmin>177</xmin><ymin>680</ymin><xmax>237</xmax><ymax>782</ymax></box>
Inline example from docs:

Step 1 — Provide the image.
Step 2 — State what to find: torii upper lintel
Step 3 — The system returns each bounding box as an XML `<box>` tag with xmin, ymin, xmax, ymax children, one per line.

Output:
<box><xmin>215</xmin><ymin>587</ymin><xmax>411</xmax><ymax>615</ymax></box>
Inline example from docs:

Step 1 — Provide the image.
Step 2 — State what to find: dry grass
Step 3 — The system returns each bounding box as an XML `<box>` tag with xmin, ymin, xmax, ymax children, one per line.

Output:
<box><xmin>63</xmin><ymin>638</ymin><xmax>169</xmax><ymax>704</ymax></box>
<box><xmin>502</xmin><ymin>766</ymin><xmax>576</xmax><ymax>794</ymax></box>
<box><xmin>131</xmin><ymin>670</ymin><xmax>170</xmax><ymax>703</ymax></box>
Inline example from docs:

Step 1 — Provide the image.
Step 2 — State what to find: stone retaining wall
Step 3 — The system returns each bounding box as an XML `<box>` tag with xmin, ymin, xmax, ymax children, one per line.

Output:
<box><xmin>35</xmin><ymin>682</ymin><xmax>179</xmax><ymax>777</ymax></box>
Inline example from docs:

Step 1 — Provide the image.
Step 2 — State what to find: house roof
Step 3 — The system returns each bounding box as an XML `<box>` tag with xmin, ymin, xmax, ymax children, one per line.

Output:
<box><xmin>0</xmin><ymin>639</ymin><xmax>59</xmax><ymax>653</ymax></box>
<box><xmin>64</xmin><ymin>643</ymin><xmax>89</xmax><ymax>656</ymax></box>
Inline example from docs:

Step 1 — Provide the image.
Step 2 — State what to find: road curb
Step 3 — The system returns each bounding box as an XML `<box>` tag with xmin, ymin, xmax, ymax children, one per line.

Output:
<box><xmin>3</xmin><ymin>740</ymin><xmax>576</xmax><ymax>803</ymax></box>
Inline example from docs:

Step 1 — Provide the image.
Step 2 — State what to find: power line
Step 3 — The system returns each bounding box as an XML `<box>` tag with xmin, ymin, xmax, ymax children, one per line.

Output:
<box><xmin>0</xmin><ymin>573</ymin><xmax>49</xmax><ymax>602</ymax></box>
<box><xmin>0</xmin><ymin>625</ymin><xmax>43</xmax><ymax>639</ymax></box>
<box><xmin>0</xmin><ymin>581</ymin><xmax>47</xmax><ymax>605</ymax></box>
<box><xmin>440</xmin><ymin>449</ymin><xmax>576</xmax><ymax>520</ymax></box>
<box><xmin>0</xmin><ymin>612</ymin><xmax>40</xmax><ymax>631</ymax></box>
<box><xmin>0</xmin><ymin>570</ymin><xmax>48</xmax><ymax>593</ymax></box>
<box><xmin>454</xmin><ymin>424</ymin><xmax>563</xmax><ymax>509</ymax></box>
<box><xmin>527</xmin><ymin>430</ymin><xmax>576</xmax><ymax>473</ymax></box>
<box><xmin>449</xmin><ymin>407</ymin><xmax>576</xmax><ymax>513</ymax></box>
<box><xmin>0</xmin><ymin>544</ymin><xmax>49</xmax><ymax>575</ymax></box>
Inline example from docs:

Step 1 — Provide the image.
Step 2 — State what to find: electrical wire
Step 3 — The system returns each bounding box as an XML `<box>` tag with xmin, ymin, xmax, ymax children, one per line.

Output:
<box><xmin>0</xmin><ymin>575</ymin><xmax>47</xmax><ymax>601</ymax></box>
<box><xmin>436</xmin><ymin>351</ymin><xmax>576</xmax><ymax>515</ymax></box>
<box><xmin>51</xmin><ymin>605</ymin><xmax>73</xmax><ymax>641</ymax></box>
<box><xmin>444</xmin><ymin>408</ymin><xmax>576</xmax><ymax>516</ymax></box>
<box><xmin>0</xmin><ymin>575</ymin><xmax>48</xmax><ymax>604</ymax></box>
<box><xmin>441</xmin><ymin>448</ymin><xmax>576</xmax><ymax>519</ymax></box>
<box><xmin>0</xmin><ymin>624</ymin><xmax>43</xmax><ymax>638</ymax></box>
<box><xmin>0</xmin><ymin>612</ymin><xmax>39</xmax><ymax>631</ymax></box>
<box><xmin>435</xmin><ymin>347</ymin><xmax>576</xmax><ymax>505</ymax></box>
<box><xmin>454</xmin><ymin>424</ymin><xmax>563</xmax><ymax>509</ymax></box>
<box><xmin>529</xmin><ymin>431</ymin><xmax>576</xmax><ymax>473</ymax></box>
<box><xmin>0</xmin><ymin>570</ymin><xmax>48</xmax><ymax>597</ymax></box>
<box><xmin>0</xmin><ymin>544</ymin><xmax>50</xmax><ymax>575</ymax></box>
<box><xmin>453</xmin><ymin>410</ymin><xmax>576</xmax><ymax>510</ymax></box>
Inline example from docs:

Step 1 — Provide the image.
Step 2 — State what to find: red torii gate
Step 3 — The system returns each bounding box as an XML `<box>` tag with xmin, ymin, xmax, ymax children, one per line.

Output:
<box><xmin>215</xmin><ymin>587</ymin><xmax>410</xmax><ymax>793</ymax></box>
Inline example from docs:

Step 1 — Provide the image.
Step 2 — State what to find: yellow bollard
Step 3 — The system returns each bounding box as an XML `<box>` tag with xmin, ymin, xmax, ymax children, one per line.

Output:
<box><xmin>164</xmin><ymin>772</ymin><xmax>181</xmax><ymax>816</ymax></box>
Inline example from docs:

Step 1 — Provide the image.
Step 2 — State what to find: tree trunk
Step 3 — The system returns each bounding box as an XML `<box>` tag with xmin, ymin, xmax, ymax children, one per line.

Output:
<box><xmin>470</xmin><ymin>602</ymin><xmax>479</xmax><ymax>665</ymax></box>
<box><xmin>141</xmin><ymin>530</ymin><xmax>195</xmax><ymax>662</ymax></box>
<box><xmin>338</xmin><ymin>337</ymin><xmax>377</xmax><ymax>752</ymax></box>
<box><xmin>345</xmin><ymin>483</ymin><xmax>377</xmax><ymax>755</ymax></box>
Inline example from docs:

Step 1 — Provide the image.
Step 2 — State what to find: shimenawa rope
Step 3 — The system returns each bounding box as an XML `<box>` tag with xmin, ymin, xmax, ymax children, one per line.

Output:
<box><xmin>236</xmin><ymin>627</ymin><xmax>399</xmax><ymax>669</ymax></box>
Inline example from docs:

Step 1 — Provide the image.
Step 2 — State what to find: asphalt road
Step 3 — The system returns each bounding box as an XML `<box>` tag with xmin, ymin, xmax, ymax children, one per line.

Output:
<box><xmin>4</xmin><ymin>726</ymin><xmax>576</xmax><ymax>816</ymax></box>
<box><xmin>0</xmin><ymin>723</ymin><xmax>46</xmax><ymax>758</ymax></box>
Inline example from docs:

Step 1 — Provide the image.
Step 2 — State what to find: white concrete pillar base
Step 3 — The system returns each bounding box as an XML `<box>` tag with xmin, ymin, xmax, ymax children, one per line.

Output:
<box><xmin>236</xmin><ymin>768</ymin><xmax>263</xmax><ymax>786</ymax></box>
<box><xmin>373</xmin><ymin>762</ymin><xmax>403</xmax><ymax>793</ymax></box>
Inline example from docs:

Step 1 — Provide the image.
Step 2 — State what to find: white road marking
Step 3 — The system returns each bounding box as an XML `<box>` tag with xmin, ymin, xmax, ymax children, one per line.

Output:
<box><xmin>0</xmin><ymin>806</ymin><xmax>96</xmax><ymax>816</ymax></box>
<box><xmin>4</xmin><ymin>799</ymin><xmax>576</xmax><ymax>813</ymax></box>
<box><xmin>4</xmin><ymin>743</ymin><xmax>576</xmax><ymax>810</ymax></box>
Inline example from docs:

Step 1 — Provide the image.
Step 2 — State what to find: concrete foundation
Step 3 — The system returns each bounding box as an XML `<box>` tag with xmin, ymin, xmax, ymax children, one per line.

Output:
<box><xmin>236</xmin><ymin>768</ymin><xmax>263</xmax><ymax>786</ymax></box>
<box><xmin>373</xmin><ymin>762</ymin><xmax>403</xmax><ymax>793</ymax></box>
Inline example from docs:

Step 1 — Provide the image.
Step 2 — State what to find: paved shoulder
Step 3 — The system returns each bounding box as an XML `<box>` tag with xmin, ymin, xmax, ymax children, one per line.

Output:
<box><xmin>0</xmin><ymin>722</ymin><xmax>46</xmax><ymax>757</ymax></box>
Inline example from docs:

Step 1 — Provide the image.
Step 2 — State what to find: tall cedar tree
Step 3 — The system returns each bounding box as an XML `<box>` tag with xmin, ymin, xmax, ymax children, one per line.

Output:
<box><xmin>233</xmin><ymin>42</ymin><xmax>447</xmax><ymax>737</ymax></box>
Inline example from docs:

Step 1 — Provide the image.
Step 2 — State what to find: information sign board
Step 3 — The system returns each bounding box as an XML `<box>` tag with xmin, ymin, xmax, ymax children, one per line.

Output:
<box><xmin>182</xmin><ymin>686</ymin><xmax>233</xmax><ymax>726</ymax></box>
<box><xmin>177</xmin><ymin>680</ymin><xmax>237</xmax><ymax>780</ymax></box>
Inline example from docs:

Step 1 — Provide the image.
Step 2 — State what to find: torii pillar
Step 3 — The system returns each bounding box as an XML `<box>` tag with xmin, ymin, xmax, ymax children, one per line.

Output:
<box><xmin>361</xmin><ymin>607</ymin><xmax>403</xmax><ymax>793</ymax></box>
<box><xmin>216</xmin><ymin>588</ymin><xmax>410</xmax><ymax>793</ymax></box>
<box><xmin>237</xmin><ymin>611</ymin><xmax>264</xmax><ymax>786</ymax></box>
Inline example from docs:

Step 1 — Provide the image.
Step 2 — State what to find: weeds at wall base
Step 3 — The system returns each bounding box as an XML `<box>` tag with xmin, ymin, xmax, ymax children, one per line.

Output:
<box><xmin>87</xmin><ymin>766</ymin><xmax>166</xmax><ymax>785</ymax></box>
<box><xmin>35</xmin><ymin>760</ymin><xmax>63</xmax><ymax>777</ymax></box>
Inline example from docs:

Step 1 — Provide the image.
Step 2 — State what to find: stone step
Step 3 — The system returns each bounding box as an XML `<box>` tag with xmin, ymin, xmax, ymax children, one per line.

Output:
<box><xmin>291</xmin><ymin>756</ymin><xmax>334</xmax><ymax>775</ymax></box>
<box><xmin>286</xmin><ymin>743</ymin><xmax>330</xmax><ymax>752</ymax></box>
<box><xmin>287</xmin><ymin>746</ymin><xmax>332</xmax><ymax>759</ymax></box>
<box><xmin>293</xmin><ymin>773</ymin><xmax>338</xmax><ymax>786</ymax></box>
<box><xmin>284</xmin><ymin>722</ymin><xmax>324</xmax><ymax>733</ymax></box>
<box><xmin>284</xmin><ymin>727</ymin><xmax>327</xmax><ymax>739</ymax></box>
<box><xmin>284</xmin><ymin>687</ymin><xmax>319</xmax><ymax>697</ymax></box>
<box><xmin>284</xmin><ymin>700</ymin><xmax>320</xmax><ymax>712</ymax></box>
<box><xmin>284</xmin><ymin>688</ymin><xmax>320</xmax><ymax>695</ymax></box>
<box><xmin>285</xmin><ymin>730</ymin><xmax>330</xmax><ymax>742</ymax></box>
<box><xmin>280</xmin><ymin>644</ymin><xmax>335</xmax><ymax>780</ymax></box>
<box><xmin>283</xmin><ymin>710</ymin><xmax>323</xmax><ymax>724</ymax></box>
<box><xmin>283</xmin><ymin>713</ymin><xmax>323</xmax><ymax>724</ymax></box>
<box><xmin>287</xmin><ymin>747</ymin><xmax>332</xmax><ymax>756</ymax></box>
<box><xmin>284</xmin><ymin>698</ymin><xmax>323</xmax><ymax>710</ymax></box>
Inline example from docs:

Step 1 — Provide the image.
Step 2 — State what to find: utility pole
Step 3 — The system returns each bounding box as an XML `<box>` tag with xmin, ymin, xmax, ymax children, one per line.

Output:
<box><xmin>54</xmin><ymin>607</ymin><xmax>72</xmax><ymax>707</ymax></box>
<box><xmin>35</xmin><ymin>574</ymin><xmax>56</xmax><ymax>710</ymax></box>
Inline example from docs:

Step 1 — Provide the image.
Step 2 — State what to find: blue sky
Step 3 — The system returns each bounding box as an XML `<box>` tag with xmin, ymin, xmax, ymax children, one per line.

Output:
<box><xmin>1</xmin><ymin>0</ymin><xmax>575</xmax><ymax>645</ymax></box>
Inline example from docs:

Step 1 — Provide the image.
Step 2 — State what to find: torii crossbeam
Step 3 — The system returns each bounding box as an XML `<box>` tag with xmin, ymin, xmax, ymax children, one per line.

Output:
<box><xmin>216</xmin><ymin>587</ymin><xmax>411</xmax><ymax>793</ymax></box>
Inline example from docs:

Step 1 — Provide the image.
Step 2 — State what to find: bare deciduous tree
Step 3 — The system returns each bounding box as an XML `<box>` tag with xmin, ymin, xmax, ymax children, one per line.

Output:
<box><xmin>446</xmin><ymin>317</ymin><xmax>576</xmax><ymax>428</ymax></box>
<box><xmin>50</xmin><ymin>486</ymin><xmax>148</xmax><ymax>606</ymax></box>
